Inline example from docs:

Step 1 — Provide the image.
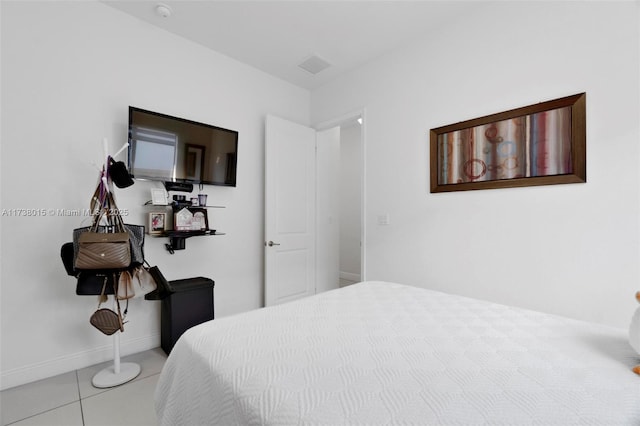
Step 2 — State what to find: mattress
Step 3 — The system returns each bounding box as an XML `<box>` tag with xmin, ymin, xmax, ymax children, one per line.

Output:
<box><xmin>155</xmin><ymin>281</ymin><xmax>640</xmax><ymax>425</ymax></box>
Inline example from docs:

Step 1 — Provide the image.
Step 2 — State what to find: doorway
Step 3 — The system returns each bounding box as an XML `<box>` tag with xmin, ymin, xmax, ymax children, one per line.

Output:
<box><xmin>337</xmin><ymin>120</ymin><xmax>362</xmax><ymax>286</ymax></box>
<box><xmin>315</xmin><ymin>111</ymin><xmax>364</xmax><ymax>290</ymax></box>
<box><xmin>264</xmin><ymin>112</ymin><xmax>365</xmax><ymax>306</ymax></box>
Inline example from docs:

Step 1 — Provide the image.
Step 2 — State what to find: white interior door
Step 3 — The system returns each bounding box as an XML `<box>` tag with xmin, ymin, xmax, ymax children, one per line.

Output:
<box><xmin>265</xmin><ymin>115</ymin><xmax>316</xmax><ymax>306</ymax></box>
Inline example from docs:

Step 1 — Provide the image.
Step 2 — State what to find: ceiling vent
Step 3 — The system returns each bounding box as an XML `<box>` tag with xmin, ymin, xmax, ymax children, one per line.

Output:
<box><xmin>298</xmin><ymin>54</ymin><xmax>332</xmax><ymax>75</ymax></box>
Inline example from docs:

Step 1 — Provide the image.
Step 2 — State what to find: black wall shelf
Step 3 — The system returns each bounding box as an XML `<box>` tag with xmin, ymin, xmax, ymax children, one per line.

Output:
<box><xmin>144</xmin><ymin>202</ymin><xmax>226</xmax><ymax>254</ymax></box>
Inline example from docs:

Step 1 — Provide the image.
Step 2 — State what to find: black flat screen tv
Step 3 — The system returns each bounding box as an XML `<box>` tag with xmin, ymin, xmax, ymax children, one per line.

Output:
<box><xmin>127</xmin><ymin>107</ymin><xmax>238</xmax><ymax>186</ymax></box>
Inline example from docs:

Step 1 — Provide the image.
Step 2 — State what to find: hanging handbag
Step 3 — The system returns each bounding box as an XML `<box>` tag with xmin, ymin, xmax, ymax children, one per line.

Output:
<box><xmin>76</xmin><ymin>272</ymin><xmax>116</xmax><ymax>296</ymax></box>
<box><xmin>117</xmin><ymin>270</ymin><xmax>135</xmax><ymax>300</ymax></box>
<box><xmin>90</xmin><ymin>309</ymin><xmax>122</xmax><ymax>336</ymax></box>
<box><xmin>131</xmin><ymin>263</ymin><xmax>158</xmax><ymax>298</ymax></box>
<box><xmin>89</xmin><ymin>275</ymin><xmax>125</xmax><ymax>335</ymax></box>
<box><xmin>74</xmin><ymin>190</ymin><xmax>132</xmax><ymax>270</ymax></box>
<box><xmin>142</xmin><ymin>265</ymin><xmax>171</xmax><ymax>300</ymax></box>
<box><xmin>75</xmin><ymin>231</ymin><xmax>130</xmax><ymax>270</ymax></box>
<box><xmin>73</xmin><ymin>224</ymin><xmax>145</xmax><ymax>268</ymax></box>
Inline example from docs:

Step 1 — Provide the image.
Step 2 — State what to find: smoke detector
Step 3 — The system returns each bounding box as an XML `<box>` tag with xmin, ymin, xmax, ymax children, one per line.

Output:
<box><xmin>155</xmin><ymin>3</ymin><xmax>172</xmax><ymax>18</ymax></box>
<box><xmin>298</xmin><ymin>54</ymin><xmax>331</xmax><ymax>75</ymax></box>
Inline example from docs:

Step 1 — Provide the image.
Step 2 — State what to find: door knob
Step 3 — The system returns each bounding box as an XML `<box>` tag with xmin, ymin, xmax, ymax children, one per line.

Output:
<box><xmin>267</xmin><ymin>241</ymin><xmax>280</xmax><ymax>247</ymax></box>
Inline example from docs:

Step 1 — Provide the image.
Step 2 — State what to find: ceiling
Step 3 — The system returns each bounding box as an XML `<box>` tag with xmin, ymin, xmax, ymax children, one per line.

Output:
<box><xmin>102</xmin><ymin>1</ymin><xmax>478</xmax><ymax>90</ymax></box>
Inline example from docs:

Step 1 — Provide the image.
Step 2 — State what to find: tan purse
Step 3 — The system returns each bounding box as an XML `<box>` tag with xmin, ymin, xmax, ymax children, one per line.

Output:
<box><xmin>76</xmin><ymin>232</ymin><xmax>130</xmax><ymax>270</ymax></box>
<box><xmin>74</xmin><ymin>190</ymin><xmax>132</xmax><ymax>270</ymax></box>
<box><xmin>89</xmin><ymin>276</ymin><xmax>125</xmax><ymax>335</ymax></box>
<box><xmin>117</xmin><ymin>270</ymin><xmax>135</xmax><ymax>300</ymax></box>
<box><xmin>90</xmin><ymin>308</ymin><xmax>123</xmax><ymax>335</ymax></box>
<box><xmin>131</xmin><ymin>264</ymin><xmax>158</xmax><ymax>298</ymax></box>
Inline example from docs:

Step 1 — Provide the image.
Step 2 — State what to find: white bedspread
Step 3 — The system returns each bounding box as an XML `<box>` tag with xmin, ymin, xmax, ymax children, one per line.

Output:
<box><xmin>155</xmin><ymin>281</ymin><xmax>640</xmax><ymax>425</ymax></box>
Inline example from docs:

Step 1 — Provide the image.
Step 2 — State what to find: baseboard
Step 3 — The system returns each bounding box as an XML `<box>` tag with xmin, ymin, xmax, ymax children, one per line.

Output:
<box><xmin>339</xmin><ymin>271</ymin><xmax>361</xmax><ymax>282</ymax></box>
<box><xmin>0</xmin><ymin>333</ymin><xmax>160</xmax><ymax>391</ymax></box>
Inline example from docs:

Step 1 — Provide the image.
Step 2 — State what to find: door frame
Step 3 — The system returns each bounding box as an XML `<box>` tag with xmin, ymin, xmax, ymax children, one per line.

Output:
<box><xmin>314</xmin><ymin>108</ymin><xmax>367</xmax><ymax>282</ymax></box>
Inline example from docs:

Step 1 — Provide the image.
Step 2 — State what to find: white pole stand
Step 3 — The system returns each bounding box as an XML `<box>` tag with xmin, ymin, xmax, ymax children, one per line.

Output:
<box><xmin>92</xmin><ymin>333</ymin><xmax>141</xmax><ymax>388</ymax></box>
<box><xmin>92</xmin><ymin>299</ymin><xmax>141</xmax><ymax>388</ymax></box>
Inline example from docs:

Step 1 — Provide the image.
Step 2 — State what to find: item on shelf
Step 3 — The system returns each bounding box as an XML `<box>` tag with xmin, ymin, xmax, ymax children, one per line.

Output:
<box><xmin>148</xmin><ymin>212</ymin><xmax>166</xmax><ymax>235</ymax></box>
<box><xmin>151</xmin><ymin>188</ymin><xmax>168</xmax><ymax>205</ymax></box>
<box><xmin>171</xmin><ymin>194</ymin><xmax>192</xmax><ymax>210</ymax></box>
<box><xmin>189</xmin><ymin>207</ymin><xmax>208</xmax><ymax>231</ymax></box>
<box><xmin>192</xmin><ymin>211</ymin><xmax>206</xmax><ymax>230</ymax></box>
<box><xmin>174</xmin><ymin>207</ymin><xmax>193</xmax><ymax>231</ymax></box>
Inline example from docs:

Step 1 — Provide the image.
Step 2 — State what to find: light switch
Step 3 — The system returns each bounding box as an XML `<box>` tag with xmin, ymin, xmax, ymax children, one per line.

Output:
<box><xmin>377</xmin><ymin>214</ymin><xmax>390</xmax><ymax>225</ymax></box>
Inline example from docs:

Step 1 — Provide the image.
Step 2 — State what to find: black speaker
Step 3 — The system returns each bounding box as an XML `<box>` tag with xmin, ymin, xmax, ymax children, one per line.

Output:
<box><xmin>164</xmin><ymin>181</ymin><xmax>194</xmax><ymax>192</ymax></box>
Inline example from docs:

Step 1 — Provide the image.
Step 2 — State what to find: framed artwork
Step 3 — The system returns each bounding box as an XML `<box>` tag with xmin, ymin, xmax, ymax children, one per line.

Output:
<box><xmin>188</xmin><ymin>207</ymin><xmax>209</xmax><ymax>231</ymax></box>
<box><xmin>150</xmin><ymin>188</ymin><xmax>168</xmax><ymax>205</ymax></box>
<box><xmin>148</xmin><ymin>212</ymin><xmax>166</xmax><ymax>235</ymax></box>
<box><xmin>430</xmin><ymin>93</ymin><xmax>586</xmax><ymax>193</ymax></box>
<box><xmin>185</xmin><ymin>144</ymin><xmax>205</xmax><ymax>181</ymax></box>
<box><xmin>174</xmin><ymin>207</ymin><xmax>193</xmax><ymax>231</ymax></box>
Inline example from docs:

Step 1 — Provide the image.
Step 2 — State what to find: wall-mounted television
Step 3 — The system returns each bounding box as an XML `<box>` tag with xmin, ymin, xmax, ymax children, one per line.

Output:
<box><xmin>128</xmin><ymin>107</ymin><xmax>238</xmax><ymax>187</ymax></box>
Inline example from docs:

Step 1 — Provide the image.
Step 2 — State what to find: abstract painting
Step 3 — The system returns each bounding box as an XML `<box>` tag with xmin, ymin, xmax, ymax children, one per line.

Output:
<box><xmin>430</xmin><ymin>93</ymin><xmax>586</xmax><ymax>193</ymax></box>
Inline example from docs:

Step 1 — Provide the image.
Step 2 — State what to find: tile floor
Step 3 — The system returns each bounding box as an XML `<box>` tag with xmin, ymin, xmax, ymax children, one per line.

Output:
<box><xmin>0</xmin><ymin>348</ymin><xmax>167</xmax><ymax>426</ymax></box>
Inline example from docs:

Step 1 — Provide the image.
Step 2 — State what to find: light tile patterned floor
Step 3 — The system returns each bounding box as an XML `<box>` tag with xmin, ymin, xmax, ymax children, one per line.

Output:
<box><xmin>0</xmin><ymin>348</ymin><xmax>166</xmax><ymax>426</ymax></box>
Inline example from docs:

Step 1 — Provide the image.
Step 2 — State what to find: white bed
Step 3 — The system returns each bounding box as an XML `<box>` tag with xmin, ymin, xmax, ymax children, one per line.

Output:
<box><xmin>155</xmin><ymin>281</ymin><xmax>640</xmax><ymax>425</ymax></box>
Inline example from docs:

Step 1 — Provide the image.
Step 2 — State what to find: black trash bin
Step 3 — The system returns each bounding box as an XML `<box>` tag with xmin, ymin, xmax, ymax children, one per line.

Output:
<box><xmin>147</xmin><ymin>276</ymin><xmax>215</xmax><ymax>355</ymax></box>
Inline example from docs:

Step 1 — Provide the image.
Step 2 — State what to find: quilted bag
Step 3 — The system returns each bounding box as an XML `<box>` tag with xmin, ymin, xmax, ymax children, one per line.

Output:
<box><xmin>73</xmin><ymin>188</ymin><xmax>143</xmax><ymax>270</ymax></box>
<box><xmin>89</xmin><ymin>275</ymin><xmax>125</xmax><ymax>335</ymax></box>
<box><xmin>90</xmin><ymin>308</ymin><xmax>123</xmax><ymax>335</ymax></box>
<box><xmin>75</xmin><ymin>231</ymin><xmax>130</xmax><ymax>270</ymax></box>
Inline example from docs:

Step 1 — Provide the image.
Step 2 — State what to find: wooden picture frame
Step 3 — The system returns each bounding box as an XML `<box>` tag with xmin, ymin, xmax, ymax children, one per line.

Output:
<box><xmin>188</xmin><ymin>207</ymin><xmax>209</xmax><ymax>231</ymax></box>
<box><xmin>150</xmin><ymin>188</ymin><xmax>168</xmax><ymax>205</ymax></box>
<box><xmin>430</xmin><ymin>93</ymin><xmax>586</xmax><ymax>193</ymax></box>
<box><xmin>148</xmin><ymin>212</ymin><xmax>166</xmax><ymax>235</ymax></box>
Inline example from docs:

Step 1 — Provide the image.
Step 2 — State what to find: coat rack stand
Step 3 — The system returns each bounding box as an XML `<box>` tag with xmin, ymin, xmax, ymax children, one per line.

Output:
<box><xmin>78</xmin><ymin>139</ymin><xmax>142</xmax><ymax>388</ymax></box>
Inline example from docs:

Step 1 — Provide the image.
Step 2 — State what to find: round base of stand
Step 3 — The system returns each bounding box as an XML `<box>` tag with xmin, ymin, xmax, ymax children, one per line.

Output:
<box><xmin>92</xmin><ymin>362</ymin><xmax>141</xmax><ymax>388</ymax></box>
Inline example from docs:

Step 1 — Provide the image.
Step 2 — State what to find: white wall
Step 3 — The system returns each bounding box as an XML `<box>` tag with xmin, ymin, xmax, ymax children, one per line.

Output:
<box><xmin>0</xmin><ymin>1</ymin><xmax>309</xmax><ymax>389</ymax></box>
<box><xmin>312</xmin><ymin>1</ymin><xmax>640</xmax><ymax>329</ymax></box>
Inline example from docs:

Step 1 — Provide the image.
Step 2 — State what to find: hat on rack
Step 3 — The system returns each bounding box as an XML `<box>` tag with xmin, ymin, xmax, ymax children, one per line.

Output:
<box><xmin>108</xmin><ymin>157</ymin><xmax>134</xmax><ymax>188</ymax></box>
